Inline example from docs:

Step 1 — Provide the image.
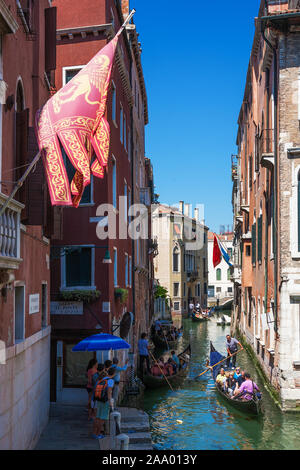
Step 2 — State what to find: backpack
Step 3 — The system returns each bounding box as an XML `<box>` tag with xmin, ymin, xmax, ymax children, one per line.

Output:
<box><xmin>94</xmin><ymin>378</ymin><xmax>109</xmax><ymax>402</ymax></box>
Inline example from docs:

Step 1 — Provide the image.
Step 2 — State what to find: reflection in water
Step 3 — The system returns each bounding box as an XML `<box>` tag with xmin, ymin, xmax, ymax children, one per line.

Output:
<box><xmin>144</xmin><ymin>316</ymin><xmax>300</xmax><ymax>450</ymax></box>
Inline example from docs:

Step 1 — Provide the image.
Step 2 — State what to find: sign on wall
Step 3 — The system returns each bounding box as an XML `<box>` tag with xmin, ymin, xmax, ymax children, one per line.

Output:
<box><xmin>50</xmin><ymin>301</ymin><xmax>83</xmax><ymax>315</ymax></box>
<box><xmin>29</xmin><ymin>294</ymin><xmax>40</xmax><ymax>314</ymax></box>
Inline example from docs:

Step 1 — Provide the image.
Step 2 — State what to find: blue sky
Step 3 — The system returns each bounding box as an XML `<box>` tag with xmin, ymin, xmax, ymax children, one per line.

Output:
<box><xmin>132</xmin><ymin>0</ymin><xmax>261</xmax><ymax>233</ymax></box>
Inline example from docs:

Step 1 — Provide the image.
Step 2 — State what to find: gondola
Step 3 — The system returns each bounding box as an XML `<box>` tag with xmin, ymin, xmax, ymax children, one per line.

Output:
<box><xmin>142</xmin><ymin>344</ymin><xmax>191</xmax><ymax>389</ymax></box>
<box><xmin>192</xmin><ymin>312</ymin><xmax>209</xmax><ymax>322</ymax></box>
<box><xmin>209</xmin><ymin>342</ymin><xmax>262</xmax><ymax>415</ymax></box>
<box><xmin>152</xmin><ymin>332</ymin><xmax>178</xmax><ymax>349</ymax></box>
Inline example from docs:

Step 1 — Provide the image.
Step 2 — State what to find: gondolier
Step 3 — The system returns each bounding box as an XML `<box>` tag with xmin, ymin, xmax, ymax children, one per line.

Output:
<box><xmin>226</xmin><ymin>335</ymin><xmax>243</xmax><ymax>369</ymax></box>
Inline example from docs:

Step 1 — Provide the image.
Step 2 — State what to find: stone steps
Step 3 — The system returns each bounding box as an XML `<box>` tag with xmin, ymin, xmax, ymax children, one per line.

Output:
<box><xmin>118</xmin><ymin>407</ymin><xmax>153</xmax><ymax>450</ymax></box>
<box><xmin>121</xmin><ymin>421</ymin><xmax>150</xmax><ymax>433</ymax></box>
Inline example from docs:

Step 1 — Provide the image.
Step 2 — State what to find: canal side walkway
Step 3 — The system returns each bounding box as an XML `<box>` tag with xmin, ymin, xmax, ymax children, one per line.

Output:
<box><xmin>35</xmin><ymin>403</ymin><xmax>153</xmax><ymax>450</ymax></box>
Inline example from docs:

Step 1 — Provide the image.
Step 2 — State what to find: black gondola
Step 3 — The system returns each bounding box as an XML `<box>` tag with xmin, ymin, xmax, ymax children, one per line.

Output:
<box><xmin>143</xmin><ymin>344</ymin><xmax>191</xmax><ymax>389</ymax></box>
<box><xmin>209</xmin><ymin>342</ymin><xmax>262</xmax><ymax>415</ymax></box>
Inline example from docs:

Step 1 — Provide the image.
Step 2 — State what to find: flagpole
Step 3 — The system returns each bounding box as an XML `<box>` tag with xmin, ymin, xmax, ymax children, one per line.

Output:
<box><xmin>0</xmin><ymin>151</ymin><xmax>41</xmax><ymax>218</ymax></box>
<box><xmin>116</xmin><ymin>9</ymin><xmax>136</xmax><ymax>37</ymax></box>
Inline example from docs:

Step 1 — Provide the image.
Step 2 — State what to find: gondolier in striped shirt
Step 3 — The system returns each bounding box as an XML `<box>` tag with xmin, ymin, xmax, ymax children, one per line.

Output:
<box><xmin>226</xmin><ymin>335</ymin><xmax>243</xmax><ymax>369</ymax></box>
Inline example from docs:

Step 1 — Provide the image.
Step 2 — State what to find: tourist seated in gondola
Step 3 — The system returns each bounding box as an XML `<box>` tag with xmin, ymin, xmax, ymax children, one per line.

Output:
<box><xmin>232</xmin><ymin>373</ymin><xmax>260</xmax><ymax>401</ymax></box>
<box><xmin>233</xmin><ymin>367</ymin><xmax>244</xmax><ymax>386</ymax></box>
<box><xmin>150</xmin><ymin>363</ymin><xmax>162</xmax><ymax>377</ymax></box>
<box><xmin>216</xmin><ymin>368</ymin><xmax>227</xmax><ymax>389</ymax></box>
<box><xmin>225</xmin><ymin>372</ymin><xmax>238</xmax><ymax>397</ymax></box>
<box><xmin>165</xmin><ymin>358</ymin><xmax>175</xmax><ymax>376</ymax></box>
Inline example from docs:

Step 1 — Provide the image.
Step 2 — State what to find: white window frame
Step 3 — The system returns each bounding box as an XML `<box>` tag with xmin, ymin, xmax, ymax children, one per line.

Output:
<box><xmin>14</xmin><ymin>282</ymin><xmax>25</xmax><ymax>344</ymax></box>
<box><xmin>62</xmin><ymin>65</ymin><xmax>84</xmax><ymax>86</ymax></box>
<box><xmin>125</xmin><ymin>252</ymin><xmax>128</xmax><ymax>287</ymax></box>
<box><xmin>60</xmin><ymin>245</ymin><xmax>96</xmax><ymax>291</ymax></box>
<box><xmin>111</xmin><ymin>80</ymin><xmax>117</xmax><ymax>127</ymax></box>
<box><xmin>129</xmin><ymin>256</ymin><xmax>132</xmax><ymax>287</ymax></box>
<box><xmin>114</xmin><ymin>247</ymin><xmax>118</xmax><ymax>287</ymax></box>
<box><xmin>290</xmin><ymin>163</ymin><xmax>300</xmax><ymax>259</ymax></box>
<box><xmin>120</xmin><ymin>105</ymin><xmax>123</xmax><ymax>144</ymax></box>
<box><xmin>112</xmin><ymin>155</ymin><xmax>117</xmax><ymax>208</ymax></box>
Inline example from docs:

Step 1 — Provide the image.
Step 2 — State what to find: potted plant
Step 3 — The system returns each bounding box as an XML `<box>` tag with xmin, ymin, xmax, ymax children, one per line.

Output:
<box><xmin>59</xmin><ymin>289</ymin><xmax>101</xmax><ymax>304</ymax></box>
<box><xmin>114</xmin><ymin>287</ymin><xmax>128</xmax><ymax>304</ymax></box>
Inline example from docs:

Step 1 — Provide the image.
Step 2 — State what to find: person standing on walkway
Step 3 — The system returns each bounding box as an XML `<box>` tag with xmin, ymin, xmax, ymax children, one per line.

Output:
<box><xmin>92</xmin><ymin>367</ymin><xmax>116</xmax><ymax>439</ymax></box>
<box><xmin>86</xmin><ymin>358</ymin><xmax>98</xmax><ymax>420</ymax></box>
<box><xmin>111</xmin><ymin>357</ymin><xmax>129</xmax><ymax>405</ymax></box>
<box><xmin>138</xmin><ymin>333</ymin><xmax>151</xmax><ymax>375</ymax></box>
<box><xmin>226</xmin><ymin>334</ymin><xmax>243</xmax><ymax>369</ymax></box>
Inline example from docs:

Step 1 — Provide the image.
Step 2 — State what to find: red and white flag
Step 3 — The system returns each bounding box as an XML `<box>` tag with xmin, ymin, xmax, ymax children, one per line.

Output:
<box><xmin>213</xmin><ymin>234</ymin><xmax>222</xmax><ymax>268</ymax></box>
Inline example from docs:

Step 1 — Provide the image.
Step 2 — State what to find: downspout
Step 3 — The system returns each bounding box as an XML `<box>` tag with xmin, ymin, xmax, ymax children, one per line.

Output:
<box><xmin>264</xmin><ymin>69</ymin><xmax>270</xmax><ymax>315</ymax></box>
<box><xmin>261</xmin><ymin>24</ymin><xmax>278</xmax><ymax>334</ymax></box>
<box><xmin>129</xmin><ymin>32</ymin><xmax>135</xmax><ymax>342</ymax></box>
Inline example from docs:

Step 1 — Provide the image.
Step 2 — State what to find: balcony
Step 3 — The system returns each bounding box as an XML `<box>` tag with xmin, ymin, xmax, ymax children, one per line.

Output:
<box><xmin>140</xmin><ymin>187</ymin><xmax>151</xmax><ymax>206</ymax></box>
<box><xmin>0</xmin><ymin>193</ymin><xmax>23</xmax><ymax>270</ymax></box>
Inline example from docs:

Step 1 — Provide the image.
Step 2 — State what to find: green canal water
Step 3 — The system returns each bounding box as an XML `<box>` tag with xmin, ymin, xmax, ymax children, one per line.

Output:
<box><xmin>144</xmin><ymin>316</ymin><xmax>300</xmax><ymax>450</ymax></box>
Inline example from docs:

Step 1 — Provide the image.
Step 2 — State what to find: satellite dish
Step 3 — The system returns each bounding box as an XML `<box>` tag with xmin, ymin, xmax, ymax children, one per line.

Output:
<box><xmin>120</xmin><ymin>312</ymin><xmax>134</xmax><ymax>339</ymax></box>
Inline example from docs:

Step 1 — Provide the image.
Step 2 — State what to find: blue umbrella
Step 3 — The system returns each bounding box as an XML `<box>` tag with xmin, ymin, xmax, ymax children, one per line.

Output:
<box><xmin>72</xmin><ymin>333</ymin><xmax>130</xmax><ymax>352</ymax></box>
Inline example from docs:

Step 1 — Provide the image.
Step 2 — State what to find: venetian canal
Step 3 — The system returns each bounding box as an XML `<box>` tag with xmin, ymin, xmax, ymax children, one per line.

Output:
<box><xmin>144</xmin><ymin>316</ymin><xmax>300</xmax><ymax>451</ymax></box>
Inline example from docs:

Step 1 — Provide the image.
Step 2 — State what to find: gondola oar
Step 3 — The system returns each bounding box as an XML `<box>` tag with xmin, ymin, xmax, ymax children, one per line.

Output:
<box><xmin>149</xmin><ymin>350</ymin><xmax>174</xmax><ymax>392</ymax></box>
<box><xmin>193</xmin><ymin>347</ymin><xmax>244</xmax><ymax>380</ymax></box>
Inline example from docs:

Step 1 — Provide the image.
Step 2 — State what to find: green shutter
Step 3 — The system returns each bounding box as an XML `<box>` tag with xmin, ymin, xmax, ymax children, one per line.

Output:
<box><xmin>258</xmin><ymin>216</ymin><xmax>263</xmax><ymax>262</ymax></box>
<box><xmin>252</xmin><ymin>223</ymin><xmax>256</xmax><ymax>265</ymax></box>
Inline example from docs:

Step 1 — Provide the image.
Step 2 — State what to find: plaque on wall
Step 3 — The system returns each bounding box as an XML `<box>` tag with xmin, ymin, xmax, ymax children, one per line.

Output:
<box><xmin>50</xmin><ymin>301</ymin><xmax>83</xmax><ymax>315</ymax></box>
<box><xmin>29</xmin><ymin>294</ymin><xmax>40</xmax><ymax>314</ymax></box>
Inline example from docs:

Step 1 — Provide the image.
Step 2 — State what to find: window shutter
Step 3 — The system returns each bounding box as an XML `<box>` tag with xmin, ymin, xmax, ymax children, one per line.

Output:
<box><xmin>16</xmin><ymin>108</ymin><xmax>29</xmax><ymax>220</ymax></box>
<box><xmin>252</xmin><ymin>223</ymin><xmax>256</xmax><ymax>265</ymax></box>
<box><xmin>45</xmin><ymin>7</ymin><xmax>57</xmax><ymax>72</ymax></box>
<box><xmin>258</xmin><ymin>216</ymin><xmax>263</xmax><ymax>262</ymax></box>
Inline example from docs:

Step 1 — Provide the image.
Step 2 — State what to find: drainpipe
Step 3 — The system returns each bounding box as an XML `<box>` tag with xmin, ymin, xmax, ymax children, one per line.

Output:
<box><xmin>264</xmin><ymin>69</ymin><xmax>270</xmax><ymax>315</ymax></box>
<box><xmin>261</xmin><ymin>23</ymin><xmax>279</xmax><ymax>334</ymax></box>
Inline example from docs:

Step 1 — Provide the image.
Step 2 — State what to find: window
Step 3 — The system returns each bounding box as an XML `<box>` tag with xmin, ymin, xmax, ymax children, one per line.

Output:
<box><xmin>129</xmin><ymin>256</ymin><xmax>132</xmax><ymax>287</ymax></box>
<box><xmin>228</xmin><ymin>287</ymin><xmax>233</xmax><ymax>293</ymax></box>
<box><xmin>15</xmin><ymin>285</ymin><xmax>25</xmax><ymax>342</ymax></box>
<box><xmin>258</xmin><ymin>215</ymin><xmax>263</xmax><ymax>263</ymax></box>
<box><xmin>124</xmin><ymin>113</ymin><xmax>127</xmax><ymax>150</ymax></box>
<box><xmin>173</xmin><ymin>283</ymin><xmax>179</xmax><ymax>297</ymax></box>
<box><xmin>42</xmin><ymin>283</ymin><xmax>47</xmax><ymax>329</ymax></box>
<box><xmin>227</xmin><ymin>269</ymin><xmax>231</xmax><ymax>281</ymax></box>
<box><xmin>120</xmin><ymin>106</ymin><xmax>123</xmax><ymax>143</ymax></box>
<box><xmin>111</xmin><ymin>81</ymin><xmax>116</xmax><ymax>124</ymax></box>
<box><xmin>208</xmin><ymin>285</ymin><xmax>215</xmax><ymax>298</ymax></box>
<box><xmin>173</xmin><ymin>246</ymin><xmax>179</xmax><ymax>272</ymax></box>
<box><xmin>65</xmin><ymin>247</ymin><xmax>92</xmax><ymax>287</ymax></box>
<box><xmin>204</xmin><ymin>283</ymin><xmax>207</xmax><ymax>295</ymax></box>
<box><xmin>173</xmin><ymin>302</ymin><xmax>180</xmax><ymax>311</ymax></box>
<box><xmin>216</xmin><ymin>287</ymin><xmax>222</xmax><ymax>293</ymax></box>
<box><xmin>125</xmin><ymin>254</ymin><xmax>128</xmax><ymax>286</ymax></box>
<box><xmin>114</xmin><ymin>248</ymin><xmax>118</xmax><ymax>286</ymax></box>
<box><xmin>228</xmin><ymin>248</ymin><xmax>232</xmax><ymax>258</ymax></box>
<box><xmin>246</xmin><ymin>245</ymin><xmax>251</xmax><ymax>257</ymax></box>
<box><xmin>124</xmin><ymin>182</ymin><xmax>127</xmax><ymax>223</ymax></box>
<box><xmin>63</xmin><ymin>66</ymin><xmax>83</xmax><ymax>85</ymax></box>
<box><xmin>183</xmin><ymin>282</ymin><xmax>186</xmax><ymax>297</ymax></box>
<box><xmin>112</xmin><ymin>157</ymin><xmax>117</xmax><ymax>208</ymax></box>
<box><xmin>252</xmin><ymin>223</ymin><xmax>256</xmax><ymax>265</ymax></box>
<box><xmin>216</xmin><ymin>268</ymin><xmax>221</xmax><ymax>281</ymax></box>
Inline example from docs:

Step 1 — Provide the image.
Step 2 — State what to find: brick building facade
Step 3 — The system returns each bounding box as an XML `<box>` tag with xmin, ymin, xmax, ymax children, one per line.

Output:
<box><xmin>49</xmin><ymin>0</ymin><xmax>152</xmax><ymax>403</ymax></box>
<box><xmin>0</xmin><ymin>0</ymin><xmax>56</xmax><ymax>449</ymax></box>
<box><xmin>232</xmin><ymin>0</ymin><xmax>300</xmax><ymax>410</ymax></box>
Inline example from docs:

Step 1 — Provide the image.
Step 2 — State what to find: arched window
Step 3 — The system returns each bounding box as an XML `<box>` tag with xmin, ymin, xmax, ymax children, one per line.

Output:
<box><xmin>216</xmin><ymin>268</ymin><xmax>221</xmax><ymax>281</ymax></box>
<box><xmin>15</xmin><ymin>79</ymin><xmax>28</xmax><ymax>211</ymax></box>
<box><xmin>173</xmin><ymin>246</ymin><xmax>179</xmax><ymax>272</ymax></box>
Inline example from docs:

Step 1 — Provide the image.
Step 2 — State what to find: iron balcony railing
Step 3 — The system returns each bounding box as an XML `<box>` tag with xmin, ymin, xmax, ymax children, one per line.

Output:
<box><xmin>0</xmin><ymin>193</ymin><xmax>23</xmax><ymax>270</ymax></box>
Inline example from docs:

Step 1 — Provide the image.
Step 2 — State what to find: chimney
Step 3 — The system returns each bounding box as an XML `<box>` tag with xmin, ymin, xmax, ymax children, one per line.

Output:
<box><xmin>184</xmin><ymin>204</ymin><xmax>190</xmax><ymax>217</ymax></box>
<box><xmin>194</xmin><ymin>208</ymin><xmax>199</xmax><ymax>221</ymax></box>
<box><xmin>121</xmin><ymin>0</ymin><xmax>129</xmax><ymax>18</ymax></box>
<box><xmin>179</xmin><ymin>201</ymin><xmax>184</xmax><ymax>214</ymax></box>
